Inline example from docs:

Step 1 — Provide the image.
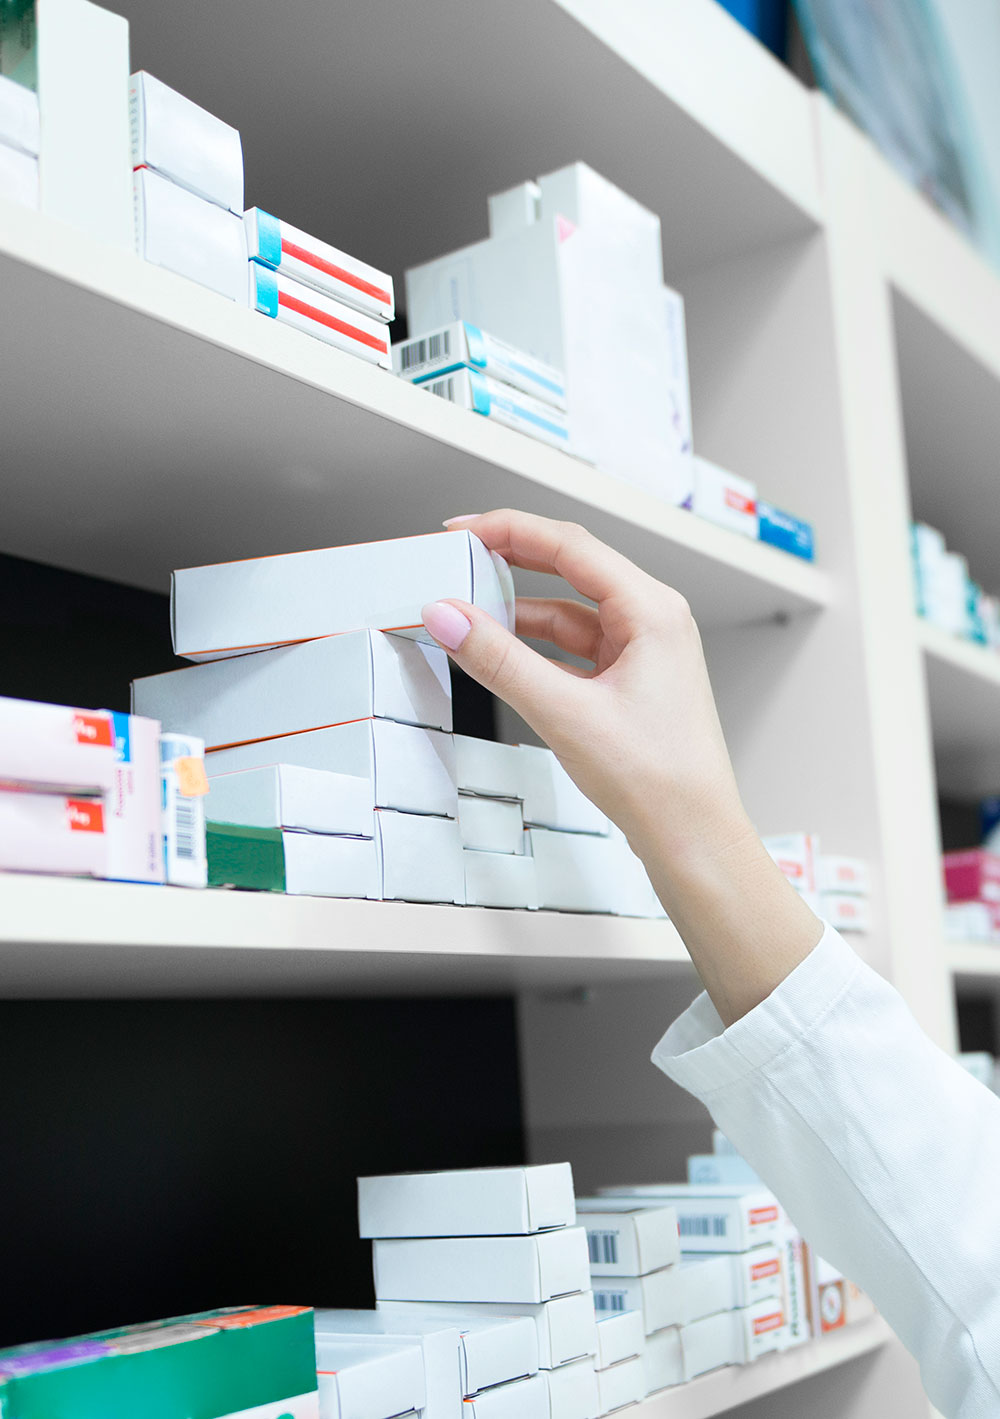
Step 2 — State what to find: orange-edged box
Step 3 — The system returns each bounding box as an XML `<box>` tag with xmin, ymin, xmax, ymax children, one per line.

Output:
<box><xmin>0</xmin><ymin>788</ymin><xmax>108</xmax><ymax>876</ymax></box>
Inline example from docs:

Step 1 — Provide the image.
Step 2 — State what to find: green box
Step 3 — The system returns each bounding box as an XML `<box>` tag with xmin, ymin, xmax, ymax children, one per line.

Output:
<box><xmin>207</xmin><ymin>821</ymin><xmax>286</xmax><ymax>892</ymax></box>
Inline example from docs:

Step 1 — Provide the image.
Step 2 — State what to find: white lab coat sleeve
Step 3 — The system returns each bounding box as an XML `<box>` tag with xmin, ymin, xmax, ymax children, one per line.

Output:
<box><xmin>651</xmin><ymin>923</ymin><xmax>1000</xmax><ymax>1419</ymax></box>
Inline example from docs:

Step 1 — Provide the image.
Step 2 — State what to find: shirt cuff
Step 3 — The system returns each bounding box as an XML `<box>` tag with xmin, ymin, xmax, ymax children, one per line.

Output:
<box><xmin>651</xmin><ymin>923</ymin><xmax>862</xmax><ymax>1100</ymax></box>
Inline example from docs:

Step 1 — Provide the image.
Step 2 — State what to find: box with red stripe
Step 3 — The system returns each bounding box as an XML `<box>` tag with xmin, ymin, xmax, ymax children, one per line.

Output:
<box><xmin>249</xmin><ymin>263</ymin><xmax>392</xmax><ymax>370</ymax></box>
<box><xmin>245</xmin><ymin>208</ymin><xmax>394</xmax><ymax>322</ymax></box>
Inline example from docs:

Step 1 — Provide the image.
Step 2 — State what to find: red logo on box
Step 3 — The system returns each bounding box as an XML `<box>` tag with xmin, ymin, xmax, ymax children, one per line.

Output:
<box><xmin>751</xmin><ymin>1258</ymin><xmax>781</xmax><ymax>1280</ymax></box>
<box><xmin>753</xmin><ymin>1310</ymin><xmax>785</xmax><ymax>1336</ymax></box>
<box><xmin>724</xmin><ymin>489</ymin><xmax>757</xmax><ymax>515</ymax></box>
<box><xmin>72</xmin><ymin>713</ymin><xmax>113</xmax><ymax>747</ymax></box>
<box><xmin>66</xmin><ymin>799</ymin><xmax>105</xmax><ymax>834</ymax></box>
<box><xmin>749</xmin><ymin>1206</ymin><xmax>779</xmax><ymax>1226</ymax></box>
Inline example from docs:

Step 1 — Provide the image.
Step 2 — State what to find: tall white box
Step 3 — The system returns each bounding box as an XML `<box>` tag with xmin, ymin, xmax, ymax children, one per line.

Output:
<box><xmin>575</xmin><ymin>1199</ymin><xmax>680</xmax><ymax>1276</ymax></box>
<box><xmin>133</xmin><ymin>631</ymin><xmax>452</xmax><ymax>748</ymax></box>
<box><xmin>534</xmin><ymin>162</ymin><xmax>663</xmax><ymax>289</ymax></box>
<box><xmin>107</xmin><ymin>710</ymin><xmax>164</xmax><ymax>884</ymax></box>
<box><xmin>205</xmin><ymin>765</ymin><xmax>374</xmax><ymax>838</ymax></box>
<box><xmin>130</xmin><ymin>71</ymin><xmax>242</xmax><ymax>213</ymax></box>
<box><xmin>373</xmin><ymin>1229</ymin><xmax>590</xmax><ymax>1305</ymax></box>
<box><xmin>133</xmin><ymin>167</ymin><xmax>249</xmax><ymax>304</ymax></box>
<box><xmin>313</xmin><ymin>1310</ymin><xmax>462</xmax><ymax>1419</ymax></box>
<box><xmin>313</xmin><ymin>1337</ymin><xmax>425</xmax><ymax>1419</ymax></box>
<box><xmin>377</xmin><ymin>809</ymin><xmax>464</xmax><ymax>905</ymax></box>
<box><xmin>378</xmin><ymin>1293</ymin><xmax>597</xmax><ymax>1370</ymax></box>
<box><xmin>359</xmin><ymin>1163</ymin><xmax>575</xmax><ymax>1237</ymax></box>
<box><xmin>36</xmin><ymin>0</ymin><xmax>132</xmax><ymax>250</ymax></box>
<box><xmin>159</xmin><ymin>731</ymin><xmax>208</xmax><ymax>889</ymax></box>
<box><xmin>591</xmin><ymin>1266</ymin><xmax>683</xmax><ymax>1334</ymax></box>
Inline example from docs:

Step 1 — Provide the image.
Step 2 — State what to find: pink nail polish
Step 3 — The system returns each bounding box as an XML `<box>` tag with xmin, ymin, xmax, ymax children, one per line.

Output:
<box><xmin>442</xmin><ymin>514</ymin><xmax>481</xmax><ymax>527</ymax></box>
<box><xmin>422</xmin><ymin>601</ymin><xmax>472</xmax><ymax>650</ymax></box>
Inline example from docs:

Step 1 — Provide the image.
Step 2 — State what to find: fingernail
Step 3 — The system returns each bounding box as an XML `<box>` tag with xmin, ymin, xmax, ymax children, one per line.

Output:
<box><xmin>422</xmin><ymin>601</ymin><xmax>472</xmax><ymax>650</ymax></box>
<box><xmin>442</xmin><ymin>514</ymin><xmax>481</xmax><ymax>527</ymax></box>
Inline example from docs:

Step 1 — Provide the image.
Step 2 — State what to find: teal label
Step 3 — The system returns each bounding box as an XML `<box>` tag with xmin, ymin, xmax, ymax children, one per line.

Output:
<box><xmin>255</xmin><ymin>210</ymin><xmax>282</xmax><ymax>268</ymax></box>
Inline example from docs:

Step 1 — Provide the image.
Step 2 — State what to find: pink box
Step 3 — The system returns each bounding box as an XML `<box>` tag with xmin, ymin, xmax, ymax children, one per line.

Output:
<box><xmin>943</xmin><ymin>850</ymin><xmax>1000</xmax><ymax>904</ymax></box>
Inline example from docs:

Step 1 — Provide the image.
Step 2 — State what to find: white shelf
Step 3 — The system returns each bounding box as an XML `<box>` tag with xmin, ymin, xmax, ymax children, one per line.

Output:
<box><xmin>917</xmin><ymin>620</ymin><xmax>1000</xmax><ymax>796</ymax></box>
<box><xmin>639</xmin><ymin>1319</ymin><xmax>893</xmax><ymax>1418</ymax></box>
<box><xmin>0</xmin><ymin>199</ymin><xmax>833</xmax><ymax>628</ymax></box>
<box><xmin>0</xmin><ymin>873</ymin><xmax>692</xmax><ymax>997</ymax></box>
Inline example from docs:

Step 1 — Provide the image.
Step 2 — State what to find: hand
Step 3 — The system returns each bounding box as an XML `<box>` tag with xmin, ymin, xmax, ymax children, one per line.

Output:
<box><xmin>422</xmin><ymin>509</ymin><xmax>822</xmax><ymax>1025</ymax></box>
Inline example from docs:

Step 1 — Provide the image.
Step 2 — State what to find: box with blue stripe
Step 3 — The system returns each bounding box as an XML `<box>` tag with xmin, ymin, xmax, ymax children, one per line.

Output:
<box><xmin>395</xmin><ymin>320</ymin><xmax>567</xmax><ymax>411</ymax></box>
<box><xmin>421</xmin><ymin>367</ymin><xmax>571</xmax><ymax>453</ymax></box>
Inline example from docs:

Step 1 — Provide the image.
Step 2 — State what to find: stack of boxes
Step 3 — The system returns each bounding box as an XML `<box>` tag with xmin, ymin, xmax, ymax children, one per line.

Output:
<box><xmin>592</xmin><ymin>1310</ymin><xmax>646</xmax><ymax>1415</ymax></box>
<box><xmin>457</xmin><ymin>736</ymin><xmax>539</xmax><ymax>910</ymax></box>
<box><xmin>912</xmin><ymin>522</ymin><xmax>1000</xmax><ymax>647</ymax></box>
<box><xmin>763</xmin><ymin>833</ymin><xmax>871</xmax><ymax>933</ymax></box>
<box><xmin>690</xmin><ymin>457</ymin><xmax>815</xmax><ymax>563</ymax></box>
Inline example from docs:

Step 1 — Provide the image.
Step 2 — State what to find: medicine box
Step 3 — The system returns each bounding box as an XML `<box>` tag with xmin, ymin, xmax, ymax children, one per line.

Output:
<box><xmin>458</xmin><ymin>794</ymin><xmax>525</xmax><ymax>854</ymax></box>
<box><xmin>0</xmin><ymin>787</ymin><xmax>108</xmax><ymax>876</ymax></box>
<box><xmin>159</xmin><ymin>732</ymin><xmax>208</xmax><ymax>889</ymax></box>
<box><xmin>804</xmin><ymin>1249</ymin><xmax>847</xmax><ymax>1335</ymax></box>
<box><xmin>172</xmin><ymin>530</ymin><xmax>514</xmax><ymax>661</ymax></box>
<box><xmin>313</xmin><ymin>1310</ymin><xmax>461</xmax><ymax>1419</ymax></box>
<box><xmin>462</xmin><ymin>1373</ymin><xmax>548</xmax><ymax>1419</ymax></box>
<box><xmin>534</xmin><ymin>161</ymin><xmax>664</xmax><ymax>290</ymax></box>
<box><xmin>463</xmin><ymin>849</ymin><xmax>539</xmax><ymax>910</ymax></box>
<box><xmin>454</xmin><ymin>736</ymin><xmax>524</xmax><ymax>800</ymax></box>
<box><xmin>422</xmin><ymin>367</ymin><xmax>571</xmax><ymax>452</ymax></box>
<box><xmin>762</xmin><ymin>833</ymin><xmax>819</xmax><ymax>895</ymax></box>
<box><xmin>133</xmin><ymin>630</ymin><xmax>453</xmax><ymax>749</ymax></box>
<box><xmin>520</xmin><ymin>747</ymin><xmax>606</xmax><ymax>835</ymax></box>
<box><xmin>107</xmin><ymin>711</ymin><xmax>164</xmax><ymax>884</ymax></box>
<box><xmin>249</xmin><ymin>262</ymin><xmax>392</xmax><ymax>369</ymax></box>
<box><xmin>677</xmin><ymin>1247</ymin><xmax>783</xmax><ymax>1324</ymax></box>
<box><xmin>597</xmin><ymin>1185</ymin><xmax>781</xmax><ymax>1252</ymax></box>
<box><xmin>359</xmin><ymin>1163</ymin><xmax>575</xmax><ymax>1238</ymax></box>
<box><xmin>207</xmin><ymin>719</ymin><xmax>458</xmax><ymax>820</ymax></box>
<box><xmin>779</xmin><ymin>1225</ymin><xmax>811</xmax><ymax>1348</ymax></box>
<box><xmin>528</xmin><ymin>828</ymin><xmax>623</xmax><ymax>914</ymax></box>
<box><xmin>821</xmin><ymin>892</ymin><xmax>871</xmax><ymax>932</ymax></box>
<box><xmin>378</xmin><ymin>1292</ymin><xmax>597</xmax><ymax>1370</ymax></box>
<box><xmin>645</xmin><ymin>1325</ymin><xmax>684</xmax><ymax>1393</ymax></box>
<box><xmin>245</xmin><ymin>207</ymin><xmax>393</xmax><ymax>321</ymax></box>
<box><xmin>314</xmin><ymin>1337</ymin><xmax>425</xmax><ymax>1419</ymax></box>
<box><xmin>574</xmin><ymin>1199</ymin><xmax>680</xmax><ymax>1276</ymax></box>
<box><xmin>0</xmin><ymin>74</ymin><xmax>38</xmax><ymax>154</ymax></box>
<box><xmin>944</xmin><ymin>849</ymin><xmax>1000</xmax><ymax>903</ymax></box>
<box><xmin>591</xmin><ymin>1265</ymin><xmax>683</xmax><ymax>1334</ymax></box>
<box><xmin>680</xmin><ymin>1298</ymin><xmax>786</xmax><ymax>1380</ymax></box>
<box><xmin>757</xmin><ymin>502</ymin><xmax>814</xmax><ymax>561</ymax></box>
<box><xmin>455</xmin><ymin>1317</ymin><xmax>539</xmax><ymax>1395</ymax></box>
<box><xmin>130</xmin><ymin>71</ymin><xmax>243</xmax><ymax>213</ymax></box>
<box><xmin>377</xmin><ymin>809</ymin><xmax>465</xmax><ymax>905</ymax></box>
<box><xmin>0</xmin><ymin>138</ymin><xmax>36</xmax><ymax>206</ymax></box>
<box><xmin>691</xmin><ymin>456</ymin><xmax>758</xmax><ymax>538</ymax></box>
<box><xmin>686</xmin><ymin>1154</ymin><xmax>761</xmax><ymax>1187</ymax></box>
<box><xmin>595</xmin><ymin>1355</ymin><xmax>645</xmax><ymax>1414</ymax></box>
<box><xmin>372</xmin><ymin>1228</ymin><xmax>590</xmax><ymax>1305</ymax></box>
<box><xmin>817</xmin><ymin>854</ymin><xmax>868</xmax><ymax>894</ymax></box>
<box><xmin>207</xmin><ymin>820</ymin><xmax>380</xmax><ymax>899</ymax></box>
<box><xmin>0</xmin><ymin>696</ymin><xmax>115</xmax><ymax>793</ymax></box>
<box><xmin>395</xmin><ymin>320</ymin><xmax>567</xmax><ymax>410</ymax></box>
<box><xmin>134</xmin><ymin>167</ymin><xmax>249</xmax><ymax>305</ymax></box>
<box><xmin>545</xmin><ymin>1356</ymin><xmax>600</xmax><ymax>1419</ymax></box>
<box><xmin>206</xmin><ymin>765</ymin><xmax>374</xmax><ymax>839</ymax></box>
<box><xmin>488</xmin><ymin>180</ymin><xmax>542</xmax><ymax>237</ymax></box>
<box><xmin>594</xmin><ymin>1310</ymin><xmax>643</xmax><ymax>1370</ymax></box>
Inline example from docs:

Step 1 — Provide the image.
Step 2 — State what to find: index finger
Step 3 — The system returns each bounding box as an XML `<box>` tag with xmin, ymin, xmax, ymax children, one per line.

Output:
<box><xmin>446</xmin><ymin>509</ymin><xmax>645</xmax><ymax>606</ymax></box>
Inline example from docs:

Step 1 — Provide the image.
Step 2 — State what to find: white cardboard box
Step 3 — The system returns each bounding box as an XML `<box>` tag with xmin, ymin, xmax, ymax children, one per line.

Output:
<box><xmin>762</xmin><ymin>833</ymin><xmax>819</xmax><ymax>895</ymax></box>
<box><xmin>37</xmin><ymin>0</ymin><xmax>132</xmax><ymax>250</ymax></box>
<box><xmin>173</xmin><ymin>530</ymin><xmax>514</xmax><ymax>661</ymax></box>
<box><xmin>421</xmin><ymin>367</ymin><xmax>571</xmax><ymax>452</ymax></box>
<box><xmin>575</xmin><ymin>1199</ymin><xmax>680</xmax><ymax>1277</ymax></box>
<box><xmin>314</xmin><ymin>1336</ymin><xmax>424</xmax><ymax>1419</ymax></box>
<box><xmin>207</xmin><ymin>720</ymin><xmax>458</xmax><ymax>820</ymax></box>
<box><xmin>205</xmin><ymin>765</ymin><xmax>373</xmax><ymax>838</ymax></box>
<box><xmin>821</xmin><ymin>892</ymin><xmax>871</xmax><ymax>932</ymax></box>
<box><xmin>130</xmin><ymin>71</ymin><xmax>243</xmax><ymax>213</ymax></box>
<box><xmin>644</xmin><ymin>1326</ymin><xmax>683</xmax><ymax>1394</ymax></box>
<box><xmin>0</xmin><ymin>696</ymin><xmax>115</xmax><ymax>794</ymax></box>
<box><xmin>373</xmin><ymin>1228</ymin><xmax>590</xmax><ymax>1305</ymax></box>
<box><xmin>594</xmin><ymin>1311</ymin><xmax>643</xmax><ymax>1370</ymax></box>
<box><xmin>686</xmin><ymin>1154</ymin><xmax>760</xmax><ymax>1187</ymax></box>
<box><xmin>456</xmin><ymin>1316</ymin><xmax>539</xmax><ymax>1395</ymax></box>
<box><xmin>246</xmin><ymin>207</ymin><xmax>393</xmax><ymax>321</ymax></box>
<box><xmin>133</xmin><ymin>631</ymin><xmax>452</xmax><ymax>748</ymax></box>
<box><xmin>377</xmin><ymin>809</ymin><xmax>464</xmax><ymax>905</ymax></box>
<box><xmin>679</xmin><ymin>1298</ymin><xmax>787</xmax><ymax>1380</ymax></box>
<box><xmin>378</xmin><ymin>1293</ymin><xmax>597</xmax><ymax>1370</ymax></box>
<box><xmin>107</xmin><ymin>711</ymin><xmax>164</xmax><ymax>884</ymax></box>
<box><xmin>454</xmin><ymin>736</ymin><xmax>524</xmax><ymax>800</ymax></box>
<box><xmin>464</xmin><ymin>848</ymin><xmax>539</xmax><ymax>910</ymax></box>
<box><xmin>280</xmin><ymin>830</ymin><xmax>380</xmax><ymax>899</ymax></box>
<box><xmin>396</xmin><ymin>320</ymin><xmax>566</xmax><ymax>410</ymax></box>
<box><xmin>519</xmin><ymin>746</ymin><xmax>607</xmax><ymax>835</ymax></box>
<box><xmin>591</xmin><ymin>1266</ymin><xmax>682</xmax><ymax>1335</ymax></box>
<box><xmin>816</xmin><ymin>854</ymin><xmax>868</xmax><ymax>894</ymax></box>
<box><xmin>597</xmin><ymin>1186</ymin><xmax>781</xmax><ymax>1253</ymax></box>
<box><xmin>691</xmin><ymin>456</ymin><xmax>758</xmax><ymax>539</ymax></box>
<box><xmin>458</xmin><ymin>795</ymin><xmax>525</xmax><ymax>854</ymax></box>
<box><xmin>595</xmin><ymin>1354</ymin><xmax>645</xmax><ymax>1414</ymax></box>
<box><xmin>134</xmin><ymin>167</ymin><xmax>249</xmax><ymax>304</ymax></box>
<box><xmin>546</xmin><ymin>1356</ymin><xmax>600</xmax><ymax>1419</ymax></box>
<box><xmin>359</xmin><ymin>1163</ymin><xmax>575</xmax><ymax>1238</ymax></box>
<box><xmin>249</xmin><ymin>263</ymin><xmax>392</xmax><ymax>370</ymax></box>
<box><xmin>0</xmin><ymin>787</ymin><xmax>108</xmax><ymax>876</ymax></box>
<box><xmin>677</xmin><ymin>1247</ymin><xmax>783</xmax><ymax>1324</ymax></box>
<box><xmin>0</xmin><ymin>75</ymin><xmax>38</xmax><ymax>155</ymax></box>
<box><xmin>778</xmin><ymin>1223</ymin><xmax>811</xmax><ymax>1349</ymax></box>
<box><xmin>0</xmin><ymin>137</ymin><xmax>37</xmax><ymax>206</ymax></box>
<box><xmin>159</xmin><ymin>731</ymin><xmax>208</xmax><ymax>888</ymax></box>
<box><xmin>313</xmin><ymin>1310</ymin><xmax>461</xmax><ymax>1419</ymax></box>
<box><xmin>462</xmin><ymin>1374</ymin><xmax>548</xmax><ymax>1419</ymax></box>
<box><xmin>528</xmin><ymin>828</ymin><xmax>621</xmax><ymax>915</ymax></box>
<box><xmin>534</xmin><ymin>162</ymin><xmax>663</xmax><ymax>290</ymax></box>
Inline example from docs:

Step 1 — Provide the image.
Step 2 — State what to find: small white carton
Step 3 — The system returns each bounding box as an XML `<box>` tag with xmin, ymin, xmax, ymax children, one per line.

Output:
<box><xmin>691</xmin><ymin>456</ymin><xmax>758</xmax><ymax>539</ymax></box>
<box><xmin>464</xmin><ymin>849</ymin><xmax>539</xmax><ymax>910</ymax></box>
<box><xmin>0</xmin><ymin>138</ymin><xmax>37</xmax><ymax>206</ymax></box>
<box><xmin>594</xmin><ymin>1311</ymin><xmax>643</xmax><ymax>1370</ymax></box>
<box><xmin>575</xmin><ymin>1199</ymin><xmax>680</xmax><ymax>1277</ymax></box>
<box><xmin>528</xmin><ymin>829</ymin><xmax>619</xmax><ymax>915</ymax></box>
<box><xmin>686</xmin><ymin>1154</ymin><xmax>760</xmax><ymax>1187</ymax></box>
<box><xmin>134</xmin><ymin>167</ymin><xmax>249</xmax><ymax>304</ymax></box>
<box><xmin>272</xmin><ymin>830</ymin><xmax>380</xmax><ymax>899</ymax></box>
<box><xmin>159</xmin><ymin>732</ymin><xmax>208</xmax><ymax>888</ymax></box>
<box><xmin>454</xmin><ymin>736</ymin><xmax>524</xmax><ymax>800</ymax></box>
<box><xmin>377</xmin><ymin>809</ymin><xmax>464</xmax><ymax>904</ymax></box>
<box><xmin>821</xmin><ymin>892</ymin><xmax>871</xmax><ymax>932</ymax></box>
<box><xmin>314</xmin><ymin>1336</ymin><xmax>425</xmax><ymax>1419</ymax></box>
<box><xmin>0</xmin><ymin>787</ymin><xmax>108</xmax><ymax>876</ymax></box>
<box><xmin>313</xmin><ymin>1310</ymin><xmax>462</xmax><ymax>1419</ymax></box>
<box><xmin>546</xmin><ymin>1356</ymin><xmax>600</xmax><ymax>1419</ymax></box>
<box><xmin>644</xmin><ymin>1326</ymin><xmax>683</xmax><ymax>1394</ymax></box>
<box><xmin>679</xmin><ymin>1298</ymin><xmax>786</xmax><ymax>1380</ymax></box>
<box><xmin>395</xmin><ymin>320</ymin><xmax>567</xmax><ymax>411</ymax></box>
<box><xmin>762</xmin><ymin>833</ymin><xmax>819</xmax><ymax>895</ymax></box>
<box><xmin>457</xmin><ymin>1316</ymin><xmax>539</xmax><ymax>1395</ymax></box>
<box><xmin>205</xmin><ymin>765</ymin><xmax>373</xmax><ymax>838</ymax></box>
<box><xmin>107</xmin><ymin>711</ymin><xmax>164</xmax><ymax>884</ymax></box>
<box><xmin>249</xmin><ymin>263</ymin><xmax>392</xmax><ymax>370</ymax></box>
<box><xmin>0</xmin><ymin>696</ymin><xmax>115</xmax><ymax>793</ymax></box>
<box><xmin>372</xmin><ymin>1228</ymin><xmax>590</xmax><ymax>1305</ymax></box>
<box><xmin>130</xmin><ymin>71</ymin><xmax>243</xmax><ymax>213</ymax></box>
<box><xmin>133</xmin><ymin>630</ymin><xmax>452</xmax><ymax>748</ymax></box>
<box><xmin>591</xmin><ymin>1266</ymin><xmax>682</xmax><ymax>1334</ymax></box>
<box><xmin>359</xmin><ymin>1162</ymin><xmax>575</xmax><ymax>1238</ymax></box>
<box><xmin>422</xmin><ymin>367</ymin><xmax>571</xmax><ymax>452</ymax></box>
<box><xmin>597</xmin><ymin>1186</ymin><xmax>781</xmax><ymax>1253</ymax></box>
<box><xmin>0</xmin><ymin>75</ymin><xmax>38</xmax><ymax>155</ymax></box>
<box><xmin>816</xmin><ymin>854</ymin><xmax>868</xmax><ymax>894</ymax></box>
<box><xmin>677</xmin><ymin>1247</ymin><xmax>783</xmax><ymax>1324</ymax></box>
<box><xmin>245</xmin><ymin>207</ymin><xmax>394</xmax><ymax>321</ymax></box>
<box><xmin>520</xmin><ymin>747</ymin><xmax>606</xmax><ymax>835</ymax></box>
<box><xmin>462</xmin><ymin>1374</ymin><xmax>548</xmax><ymax>1419</ymax></box>
<box><xmin>378</xmin><ymin>1293</ymin><xmax>597</xmax><ymax>1370</ymax></box>
<box><xmin>778</xmin><ymin>1223</ymin><xmax>811</xmax><ymax>1348</ymax></box>
<box><xmin>458</xmin><ymin>795</ymin><xmax>525</xmax><ymax>854</ymax></box>
<box><xmin>595</xmin><ymin>1354</ymin><xmax>645</xmax><ymax>1414</ymax></box>
<box><xmin>207</xmin><ymin>720</ymin><xmax>458</xmax><ymax>820</ymax></box>
<box><xmin>172</xmin><ymin>530</ymin><xmax>514</xmax><ymax>661</ymax></box>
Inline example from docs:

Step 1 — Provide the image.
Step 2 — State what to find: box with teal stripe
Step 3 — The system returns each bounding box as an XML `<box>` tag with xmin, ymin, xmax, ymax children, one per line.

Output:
<box><xmin>394</xmin><ymin>320</ymin><xmax>567</xmax><ymax>412</ymax></box>
<box><xmin>422</xmin><ymin>367</ymin><xmax>572</xmax><ymax>454</ymax></box>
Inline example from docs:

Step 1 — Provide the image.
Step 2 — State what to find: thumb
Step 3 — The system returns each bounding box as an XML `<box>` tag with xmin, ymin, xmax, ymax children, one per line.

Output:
<box><xmin>422</xmin><ymin>599</ymin><xmax>574</xmax><ymax>737</ymax></box>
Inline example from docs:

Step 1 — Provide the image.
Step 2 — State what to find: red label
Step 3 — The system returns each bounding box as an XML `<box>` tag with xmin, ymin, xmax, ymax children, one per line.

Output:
<box><xmin>724</xmin><ymin>488</ymin><xmax>757</xmax><ymax>515</ymax></box>
<box><xmin>749</xmin><ymin>1206</ymin><xmax>779</xmax><ymax>1225</ymax></box>
<box><xmin>753</xmin><ymin>1310</ymin><xmax>785</xmax><ymax>1336</ymax></box>
<box><xmin>66</xmin><ymin>799</ymin><xmax>105</xmax><ymax>834</ymax></box>
<box><xmin>277</xmin><ymin>290</ymin><xmax>388</xmax><ymax>354</ymax></box>
<box><xmin>776</xmin><ymin>858</ymin><xmax>803</xmax><ymax>879</ymax></box>
<box><xmin>199</xmin><ymin>1305</ymin><xmax>309</xmax><ymax>1330</ymax></box>
<box><xmin>72</xmin><ymin>712</ymin><xmax>113</xmax><ymax>748</ymax></box>
<box><xmin>751</xmin><ymin>1258</ymin><xmax>781</xmax><ymax>1280</ymax></box>
<box><xmin>281</xmin><ymin>237</ymin><xmax>391</xmax><ymax>306</ymax></box>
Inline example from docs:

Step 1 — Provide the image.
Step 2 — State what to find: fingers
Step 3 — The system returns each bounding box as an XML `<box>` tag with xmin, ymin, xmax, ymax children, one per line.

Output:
<box><xmin>515</xmin><ymin>597</ymin><xmax>601</xmax><ymax>661</ymax></box>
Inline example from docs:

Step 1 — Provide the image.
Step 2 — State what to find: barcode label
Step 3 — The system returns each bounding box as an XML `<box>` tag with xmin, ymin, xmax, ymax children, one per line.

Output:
<box><xmin>427</xmin><ymin>377</ymin><xmax>456</xmax><ymax>403</ymax></box>
<box><xmin>587</xmin><ymin>1230</ymin><xmax>619</xmax><ymax>1266</ymax></box>
<box><xmin>173</xmin><ymin>794</ymin><xmax>197</xmax><ymax>860</ymax></box>
<box><xmin>679</xmin><ymin>1214</ymin><xmax>729</xmax><ymax>1239</ymax></box>
<box><xmin>593</xmin><ymin>1290</ymin><xmax>628</xmax><ymax>1313</ymax></box>
<box><xmin>400</xmin><ymin>330</ymin><xmax>451</xmax><ymax>370</ymax></box>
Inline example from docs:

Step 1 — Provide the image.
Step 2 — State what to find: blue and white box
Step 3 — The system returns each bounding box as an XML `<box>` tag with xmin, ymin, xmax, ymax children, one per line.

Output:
<box><xmin>395</xmin><ymin>321</ymin><xmax>567</xmax><ymax>411</ymax></box>
<box><xmin>245</xmin><ymin>207</ymin><xmax>394</xmax><ymax>322</ymax></box>
<box><xmin>422</xmin><ymin>367</ymin><xmax>571</xmax><ymax>452</ymax></box>
<box><xmin>757</xmin><ymin>502</ymin><xmax>814</xmax><ymax>561</ymax></box>
<box><xmin>249</xmin><ymin>262</ymin><xmax>392</xmax><ymax>369</ymax></box>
